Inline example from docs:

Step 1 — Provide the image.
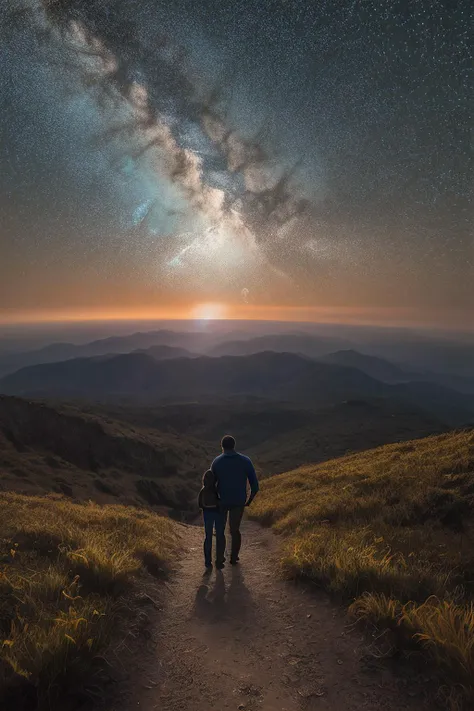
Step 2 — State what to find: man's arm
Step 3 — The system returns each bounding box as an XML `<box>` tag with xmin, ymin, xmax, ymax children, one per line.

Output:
<box><xmin>245</xmin><ymin>458</ymin><xmax>259</xmax><ymax>506</ymax></box>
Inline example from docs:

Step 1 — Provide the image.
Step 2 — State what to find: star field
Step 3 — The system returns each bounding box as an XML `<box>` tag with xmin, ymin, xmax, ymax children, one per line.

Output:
<box><xmin>0</xmin><ymin>0</ymin><xmax>472</xmax><ymax>326</ymax></box>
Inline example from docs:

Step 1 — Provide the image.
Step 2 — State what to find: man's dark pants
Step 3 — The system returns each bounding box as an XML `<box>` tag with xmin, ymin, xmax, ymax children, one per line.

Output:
<box><xmin>223</xmin><ymin>506</ymin><xmax>245</xmax><ymax>562</ymax></box>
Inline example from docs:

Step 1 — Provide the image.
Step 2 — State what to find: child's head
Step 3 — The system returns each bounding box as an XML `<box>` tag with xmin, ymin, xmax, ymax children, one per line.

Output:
<box><xmin>202</xmin><ymin>469</ymin><xmax>215</xmax><ymax>488</ymax></box>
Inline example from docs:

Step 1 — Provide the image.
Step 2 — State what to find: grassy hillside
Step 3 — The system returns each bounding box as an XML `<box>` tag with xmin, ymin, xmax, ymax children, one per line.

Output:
<box><xmin>250</xmin><ymin>429</ymin><xmax>474</xmax><ymax>707</ymax></box>
<box><xmin>0</xmin><ymin>492</ymin><xmax>178</xmax><ymax>709</ymax></box>
<box><xmin>0</xmin><ymin>396</ymin><xmax>212</xmax><ymax>513</ymax></box>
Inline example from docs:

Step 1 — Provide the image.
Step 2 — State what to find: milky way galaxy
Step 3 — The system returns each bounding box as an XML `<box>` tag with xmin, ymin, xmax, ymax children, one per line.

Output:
<box><xmin>0</xmin><ymin>0</ymin><xmax>472</xmax><ymax>327</ymax></box>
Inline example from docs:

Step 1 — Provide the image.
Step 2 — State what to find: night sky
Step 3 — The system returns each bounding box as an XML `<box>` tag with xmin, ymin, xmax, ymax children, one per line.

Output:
<box><xmin>0</xmin><ymin>0</ymin><xmax>472</xmax><ymax>328</ymax></box>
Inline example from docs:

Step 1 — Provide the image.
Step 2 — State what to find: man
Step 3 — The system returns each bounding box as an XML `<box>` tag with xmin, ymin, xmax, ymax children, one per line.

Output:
<box><xmin>211</xmin><ymin>434</ymin><xmax>259</xmax><ymax>567</ymax></box>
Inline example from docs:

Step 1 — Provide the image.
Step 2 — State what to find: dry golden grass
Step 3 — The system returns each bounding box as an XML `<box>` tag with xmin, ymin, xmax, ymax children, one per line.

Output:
<box><xmin>0</xmin><ymin>492</ymin><xmax>179</xmax><ymax>708</ymax></box>
<box><xmin>250</xmin><ymin>429</ymin><xmax>474</xmax><ymax>706</ymax></box>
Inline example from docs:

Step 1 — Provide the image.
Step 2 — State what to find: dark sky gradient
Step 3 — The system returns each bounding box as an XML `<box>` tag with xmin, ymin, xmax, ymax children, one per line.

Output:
<box><xmin>0</xmin><ymin>0</ymin><xmax>472</xmax><ymax>327</ymax></box>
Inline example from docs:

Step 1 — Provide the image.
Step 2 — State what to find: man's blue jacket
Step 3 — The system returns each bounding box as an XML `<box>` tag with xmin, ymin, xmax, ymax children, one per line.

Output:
<box><xmin>211</xmin><ymin>451</ymin><xmax>259</xmax><ymax>507</ymax></box>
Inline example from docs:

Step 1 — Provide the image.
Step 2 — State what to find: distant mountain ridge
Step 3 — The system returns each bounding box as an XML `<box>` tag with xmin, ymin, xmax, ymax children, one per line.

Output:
<box><xmin>206</xmin><ymin>333</ymin><xmax>474</xmax><ymax>379</ymax></box>
<box><xmin>1</xmin><ymin>328</ymin><xmax>474</xmax><ymax>383</ymax></box>
<box><xmin>0</xmin><ymin>330</ymin><xmax>349</xmax><ymax>377</ymax></box>
<box><xmin>134</xmin><ymin>344</ymin><xmax>198</xmax><ymax>359</ymax></box>
<box><xmin>0</xmin><ymin>330</ymin><xmax>204</xmax><ymax>377</ymax></box>
<box><xmin>0</xmin><ymin>351</ymin><xmax>376</xmax><ymax>402</ymax></box>
<box><xmin>319</xmin><ymin>349</ymin><xmax>474</xmax><ymax>394</ymax></box>
<box><xmin>208</xmin><ymin>332</ymin><xmax>351</xmax><ymax>358</ymax></box>
<box><xmin>319</xmin><ymin>349</ymin><xmax>407</xmax><ymax>382</ymax></box>
<box><xmin>1</xmin><ymin>350</ymin><xmax>473</xmax><ymax>426</ymax></box>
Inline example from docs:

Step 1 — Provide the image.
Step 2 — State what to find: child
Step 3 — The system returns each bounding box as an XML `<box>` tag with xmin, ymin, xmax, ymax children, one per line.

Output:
<box><xmin>198</xmin><ymin>469</ymin><xmax>226</xmax><ymax>571</ymax></box>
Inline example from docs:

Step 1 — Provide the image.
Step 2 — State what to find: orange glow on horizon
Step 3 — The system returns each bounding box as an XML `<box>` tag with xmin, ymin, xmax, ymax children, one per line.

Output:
<box><xmin>191</xmin><ymin>303</ymin><xmax>228</xmax><ymax>320</ymax></box>
<box><xmin>0</xmin><ymin>304</ymin><xmax>472</xmax><ymax>332</ymax></box>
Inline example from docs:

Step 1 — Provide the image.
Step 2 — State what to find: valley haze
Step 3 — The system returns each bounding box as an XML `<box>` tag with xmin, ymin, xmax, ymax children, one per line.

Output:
<box><xmin>1</xmin><ymin>321</ymin><xmax>474</xmax><ymax>711</ymax></box>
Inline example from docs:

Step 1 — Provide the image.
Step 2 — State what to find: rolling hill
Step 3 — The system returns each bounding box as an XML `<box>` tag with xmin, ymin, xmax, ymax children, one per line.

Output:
<box><xmin>248</xmin><ymin>398</ymin><xmax>447</xmax><ymax>473</ymax></box>
<box><xmin>72</xmin><ymin>399</ymin><xmax>317</xmax><ymax>450</ymax></box>
<box><xmin>0</xmin><ymin>396</ymin><xmax>212</xmax><ymax>512</ymax></box>
<box><xmin>0</xmin><ymin>492</ymin><xmax>179</xmax><ymax>708</ymax></box>
<box><xmin>78</xmin><ymin>398</ymin><xmax>448</xmax><ymax>476</ymax></box>
<box><xmin>250</xmin><ymin>429</ymin><xmax>474</xmax><ymax>706</ymax></box>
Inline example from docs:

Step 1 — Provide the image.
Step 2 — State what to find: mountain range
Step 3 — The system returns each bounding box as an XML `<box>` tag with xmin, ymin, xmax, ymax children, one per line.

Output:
<box><xmin>1</xmin><ymin>350</ymin><xmax>473</xmax><ymax>426</ymax></box>
<box><xmin>318</xmin><ymin>349</ymin><xmax>474</xmax><ymax>394</ymax></box>
<box><xmin>0</xmin><ymin>332</ymin><xmax>202</xmax><ymax>377</ymax></box>
<box><xmin>1</xmin><ymin>328</ymin><xmax>473</xmax><ymax>384</ymax></box>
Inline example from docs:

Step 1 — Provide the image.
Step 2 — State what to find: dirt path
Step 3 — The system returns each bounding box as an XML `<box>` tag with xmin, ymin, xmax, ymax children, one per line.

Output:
<box><xmin>117</xmin><ymin>520</ymin><xmax>427</xmax><ymax>711</ymax></box>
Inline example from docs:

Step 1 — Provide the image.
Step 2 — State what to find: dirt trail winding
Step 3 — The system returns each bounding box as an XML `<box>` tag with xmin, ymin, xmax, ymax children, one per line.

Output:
<box><xmin>118</xmin><ymin>520</ymin><xmax>426</xmax><ymax>711</ymax></box>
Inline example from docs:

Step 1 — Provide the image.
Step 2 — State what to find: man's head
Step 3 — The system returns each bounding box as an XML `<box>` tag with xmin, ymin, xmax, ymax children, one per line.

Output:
<box><xmin>221</xmin><ymin>434</ymin><xmax>236</xmax><ymax>452</ymax></box>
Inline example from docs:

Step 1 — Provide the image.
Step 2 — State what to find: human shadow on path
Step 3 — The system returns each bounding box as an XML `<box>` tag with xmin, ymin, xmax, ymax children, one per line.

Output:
<box><xmin>193</xmin><ymin>566</ymin><xmax>255</xmax><ymax>624</ymax></box>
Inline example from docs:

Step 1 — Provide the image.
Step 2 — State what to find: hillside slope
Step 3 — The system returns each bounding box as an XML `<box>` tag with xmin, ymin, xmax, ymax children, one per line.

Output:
<box><xmin>0</xmin><ymin>492</ymin><xmax>178</xmax><ymax>709</ymax></box>
<box><xmin>251</xmin><ymin>429</ymin><xmax>474</xmax><ymax>707</ymax></box>
<box><xmin>0</xmin><ymin>396</ymin><xmax>211</xmax><ymax>512</ymax></box>
<box><xmin>248</xmin><ymin>399</ymin><xmax>447</xmax><ymax>474</ymax></box>
<box><xmin>63</xmin><ymin>398</ymin><xmax>447</xmax><ymax>476</ymax></box>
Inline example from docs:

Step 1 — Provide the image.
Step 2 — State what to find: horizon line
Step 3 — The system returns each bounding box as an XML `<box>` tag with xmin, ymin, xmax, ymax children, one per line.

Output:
<box><xmin>0</xmin><ymin>312</ymin><xmax>473</xmax><ymax>337</ymax></box>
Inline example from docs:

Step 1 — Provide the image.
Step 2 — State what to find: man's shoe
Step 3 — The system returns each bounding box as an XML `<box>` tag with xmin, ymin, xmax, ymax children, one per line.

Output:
<box><xmin>204</xmin><ymin>564</ymin><xmax>213</xmax><ymax>575</ymax></box>
<box><xmin>215</xmin><ymin>561</ymin><xmax>225</xmax><ymax>570</ymax></box>
<box><xmin>230</xmin><ymin>558</ymin><xmax>239</xmax><ymax>565</ymax></box>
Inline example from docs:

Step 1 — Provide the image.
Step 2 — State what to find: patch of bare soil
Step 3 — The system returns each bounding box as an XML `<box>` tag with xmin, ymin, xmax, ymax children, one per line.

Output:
<box><xmin>110</xmin><ymin>520</ymin><xmax>428</xmax><ymax>711</ymax></box>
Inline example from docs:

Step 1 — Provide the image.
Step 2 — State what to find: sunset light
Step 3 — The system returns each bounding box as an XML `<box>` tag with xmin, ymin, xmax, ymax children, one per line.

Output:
<box><xmin>0</xmin><ymin>2</ymin><xmax>472</xmax><ymax>706</ymax></box>
<box><xmin>191</xmin><ymin>303</ymin><xmax>228</xmax><ymax>320</ymax></box>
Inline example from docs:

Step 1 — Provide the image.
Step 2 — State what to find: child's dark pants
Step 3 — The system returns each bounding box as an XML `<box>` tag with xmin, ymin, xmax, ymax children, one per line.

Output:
<box><xmin>203</xmin><ymin>508</ymin><xmax>226</xmax><ymax>567</ymax></box>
